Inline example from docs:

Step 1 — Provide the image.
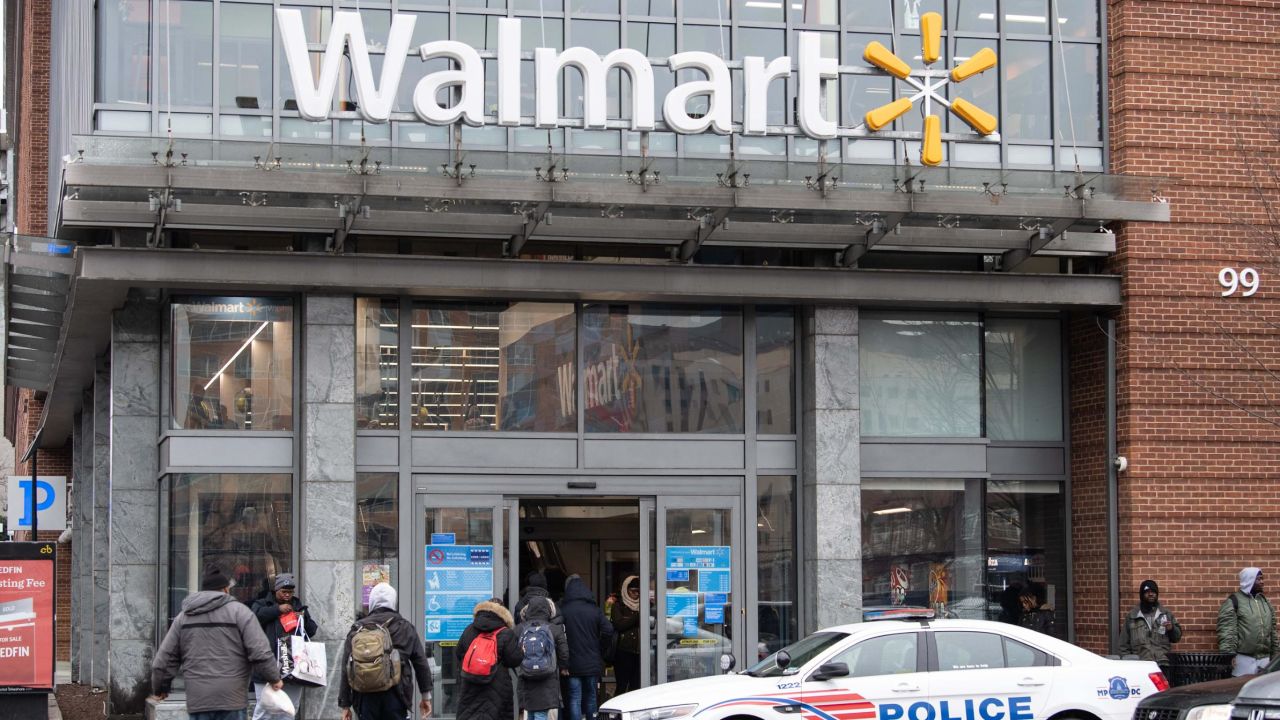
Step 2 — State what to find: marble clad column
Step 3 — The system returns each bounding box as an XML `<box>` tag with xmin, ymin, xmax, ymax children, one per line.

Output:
<box><xmin>70</xmin><ymin>409</ymin><xmax>82</xmax><ymax>681</ymax></box>
<box><xmin>301</xmin><ymin>295</ymin><xmax>357</xmax><ymax>719</ymax></box>
<box><xmin>78</xmin><ymin>396</ymin><xmax>94</xmax><ymax>684</ymax></box>
<box><xmin>91</xmin><ymin>363</ymin><xmax>110</xmax><ymax>689</ymax></box>
<box><xmin>801</xmin><ymin>307</ymin><xmax>862</xmax><ymax>631</ymax></box>
<box><xmin>107</xmin><ymin>296</ymin><xmax>162</xmax><ymax>715</ymax></box>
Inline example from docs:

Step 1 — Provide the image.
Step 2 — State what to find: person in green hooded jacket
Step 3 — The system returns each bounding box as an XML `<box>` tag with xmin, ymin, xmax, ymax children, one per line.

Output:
<box><xmin>1218</xmin><ymin>567</ymin><xmax>1277</xmax><ymax>676</ymax></box>
<box><xmin>1119</xmin><ymin>579</ymin><xmax>1182</xmax><ymax>671</ymax></box>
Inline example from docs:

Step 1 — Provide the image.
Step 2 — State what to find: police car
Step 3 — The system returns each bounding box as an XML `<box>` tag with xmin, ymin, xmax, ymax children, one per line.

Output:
<box><xmin>600</xmin><ymin>618</ymin><xmax>1168</xmax><ymax>720</ymax></box>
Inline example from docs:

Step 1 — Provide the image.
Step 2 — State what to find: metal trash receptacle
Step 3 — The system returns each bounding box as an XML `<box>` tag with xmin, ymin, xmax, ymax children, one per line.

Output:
<box><xmin>1166</xmin><ymin>652</ymin><xmax>1235</xmax><ymax>686</ymax></box>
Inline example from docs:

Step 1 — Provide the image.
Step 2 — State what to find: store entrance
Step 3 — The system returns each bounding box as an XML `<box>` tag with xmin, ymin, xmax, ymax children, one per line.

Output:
<box><xmin>413</xmin><ymin>488</ymin><xmax>743</xmax><ymax>719</ymax></box>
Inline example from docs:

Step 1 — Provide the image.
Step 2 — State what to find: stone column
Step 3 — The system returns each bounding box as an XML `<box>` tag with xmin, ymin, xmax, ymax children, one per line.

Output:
<box><xmin>91</xmin><ymin>363</ymin><xmax>110</xmax><ymax>689</ymax></box>
<box><xmin>107</xmin><ymin>297</ymin><xmax>161</xmax><ymax>714</ymax></box>
<box><xmin>801</xmin><ymin>307</ymin><xmax>862</xmax><ymax>631</ymax></box>
<box><xmin>301</xmin><ymin>295</ymin><xmax>357</xmax><ymax>719</ymax></box>
<box><xmin>70</xmin><ymin>409</ymin><xmax>82</xmax><ymax>681</ymax></box>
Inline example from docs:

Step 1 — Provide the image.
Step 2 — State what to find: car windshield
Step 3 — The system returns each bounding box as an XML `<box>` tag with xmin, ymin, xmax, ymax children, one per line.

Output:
<box><xmin>742</xmin><ymin>631</ymin><xmax>849</xmax><ymax>677</ymax></box>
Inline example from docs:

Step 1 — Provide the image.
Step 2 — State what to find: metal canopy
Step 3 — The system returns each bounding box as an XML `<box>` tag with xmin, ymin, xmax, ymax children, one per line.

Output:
<box><xmin>3</xmin><ymin>235</ymin><xmax>74</xmax><ymax>392</ymax></box>
<box><xmin>59</xmin><ymin>136</ymin><xmax>1169</xmax><ymax>263</ymax></box>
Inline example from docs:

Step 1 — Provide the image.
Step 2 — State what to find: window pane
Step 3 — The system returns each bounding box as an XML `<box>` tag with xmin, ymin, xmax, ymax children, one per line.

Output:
<box><xmin>843</xmin><ymin>33</ymin><xmax>894</xmax><ymax>128</ymax></box>
<box><xmin>987</xmin><ymin>481</ymin><xmax>1066</xmax><ymax>639</ymax></box>
<box><xmin>172</xmin><ymin>297</ymin><xmax>294</xmax><ymax>431</ymax></box>
<box><xmin>1005</xmin><ymin>637</ymin><xmax>1050</xmax><ymax>667</ymax></box>
<box><xmin>168</xmin><ymin>473</ymin><xmax>292</xmax><ymax>621</ymax></box>
<box><xmin>735</xmin><ymin>0</ymin><xmax>782</xmax><ymax>23</ymax></box>
<box><xmin>860</xmin><ymin>313</ymin><xmax>981</xmax><ymax>437</ymax></box>
<box><xmin>985</xmin><ymin>318</ymin><xmax>1062</xmax><ymax>441</ymax></box>
<box><xmin>157</xmin><ymin>0</ymin><xmax>213</xmax><ymax>107</ymax></box>
<box><xmin>829</xmin><ymin>633</ymin><xmax>918</xmax><ymax>677</ymax></box>
<box><xmin>684</xmin><ymin>0</ymin><xmax>730</xmax><ymax>20</ymax></box>
<box><xmin>633</xmin><ymin>0</ymin><xmax>674</xmax><ymax>16</ymax></box>
<box><xmin>790</xmin><ymin>0</ymin><xmax>838</xmax><ymax>25</ymax></box>
<box><xmin>756</xmin><ymin>309</ymin><xmax>794</xmax><ymax>434</ymax></box>
<box><xmin>845</xmin><ymin>0</ymin><xmax>891</xmax><ymax>27</ymax></box>
<box><xmin>97</xmin><ymin>0</ymin><xmax>150</xmax><ymax>105</ymax></box>
<box><xmin>898</xmin><ymin>0</ymin><xmax>943</xmax><ymax>32</ymax></box>
<box><xmin>220</xmin><ymin>3</ymin><xmax>271</xmax><ymax>110</ymax></box>
<box><xmin>951</xmin><ymin>39</ymin><xmax>998</xmax><ymax>134</ymax></box>
<box><xmin>1055</xmin><ymin>44</ymin><xmax>1102</xmax><ymax>143</ymax></box>
<box><xmin>357</xmin><ymin>298</ymin><xmax>400</xmax><ymax>430</ymax></box>
<box><xmin>1003</xmin><ymin>0</ymin><xmax>1049</xmax><ymax>34</ymax></box>
<box><xmin>1058</xmin><ymin>0</ymin><xmax>1100</xmax><ymax>37</ymax></box>
<box><xmin>861</xmin><ymin>480</ymin><xmax>984</xmax><ymax>616</ymax></box>
<box><xmin>357</xmin><ymin>473</ymin><xmax>399</xmax><ymax>611</ymax></box>
<box><xmin>934</xmin><ymin>632</ymin><xmax>1005</xmax><ymax>671</ymax></box>
<box><xmin>951</xmin><ymin>0</ymin><xmax>996</xmax><ymax>32</ymax></box>
<box><xmin>1003</xmin><ymin>41</ymin><xmax>1051</xmax><ymax>140</ymax></box>
<box><xmin>572</xmin><ymin>0</ymin><xmax>620</xmax><ymax>12</ymax></box>
<box><xmin>411</xmin><ymin>302</ymin><xmax>576</xmax><ymax>432</ymax></box>
<box><xmin>757</xmin><ymin>476</ymin><xmax>797</xmax><ymax>659</ymax></box>
<box><xmin>582</xmin><ymin>304</ymin><xmax>744</xmax><ymax>433</ymax></box>
<box><xmin>276</xmin><ymin>7</ymin><xmax>332</xmax><ymax>111</ymax></box>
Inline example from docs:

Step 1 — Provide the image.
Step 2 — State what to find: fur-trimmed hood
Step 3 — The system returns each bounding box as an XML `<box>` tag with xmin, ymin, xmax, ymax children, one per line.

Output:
<box><xmin>473</xmin><ymin>599</ymin><xmax>515</xmax><ymax>629</ymax></box>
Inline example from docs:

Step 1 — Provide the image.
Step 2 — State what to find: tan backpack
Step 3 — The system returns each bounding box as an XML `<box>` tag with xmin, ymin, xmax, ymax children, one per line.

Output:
<box><xmin>347</xmin><ymin>620</ymin><xmax>402</xmax><ymax>693</ymax></box>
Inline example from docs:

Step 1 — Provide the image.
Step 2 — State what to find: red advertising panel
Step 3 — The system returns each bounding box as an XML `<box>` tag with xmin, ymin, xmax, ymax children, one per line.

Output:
<box><xmin>0</xmin><ymin>543</ymin><xmax>55</xmax><ymax>691</ymax></box>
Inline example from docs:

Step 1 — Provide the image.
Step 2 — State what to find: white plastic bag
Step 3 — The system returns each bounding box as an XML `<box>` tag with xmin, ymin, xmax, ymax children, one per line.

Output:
<box><xmin>258</xmin><ymin>685</ymin><xmax>297</xmax><ymax>718</ymax></box>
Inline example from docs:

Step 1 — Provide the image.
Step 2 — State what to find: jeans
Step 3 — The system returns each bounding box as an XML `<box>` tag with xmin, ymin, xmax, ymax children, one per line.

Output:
<box><xmin>190</xmin><ymin>712</ymin><xmax>247</xmax><ymax>720</ymax></box>
<box><xmin>528</xmin><ymin>711</ymin><xmax>552</xmax><ymax>720</ymax></box>
<box><xmin>566</xmin><ymin>676</ymin><xmax>599</xmax><ymax>720</ymax></box>
<box><xmin>253</xmin><ymin>682</ymin><xmax>305</xmax><ymax>720</ymax></box>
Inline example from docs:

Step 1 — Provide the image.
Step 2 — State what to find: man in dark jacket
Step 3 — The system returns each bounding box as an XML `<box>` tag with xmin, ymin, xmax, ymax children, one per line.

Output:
<box><xmin>457</xmin><ymin>598</ymin><xmax>524</xmax><ymax>720</ymax></box>
<box><xmin>250</xmin><ymin>573</ymin><xmax>319</xmax><ymax>720</ymax></box>
<box><xmin>1118</xmin><ymin>579</ymin><xmax>1182</xmax><ymax>671</ymax></box>
<box><xmin>152</xmin><ymin>566</ymin><xmax>282</xmax><ymax>720</ymax></box>
<box><xmin>516</xmin><ymin>596</ymin><xmax>570</xmax><ymax>720</ymax></box>
<box><xmin>338</xmin><ymin>583</ymin><xmax>432</xmax><ymax>720</ymax></box>
<box><xmin>561</xmin><ymin>575</ymin><xmax>615</xmax><ymax>720</ymax></box>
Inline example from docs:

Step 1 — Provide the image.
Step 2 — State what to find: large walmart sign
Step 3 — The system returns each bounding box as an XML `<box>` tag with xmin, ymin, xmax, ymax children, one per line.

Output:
<box><xmin>278</xmin><ymin>9</ymin><xmax>997</xmax><ymax>165</ymax></box>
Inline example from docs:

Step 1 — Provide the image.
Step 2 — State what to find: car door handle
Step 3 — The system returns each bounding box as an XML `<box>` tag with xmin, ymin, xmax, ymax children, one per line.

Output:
<box><xmin>1017</xmin><ymin>677</ymin><xmax>1046</xmax><ymax>687</ymax></box>
<box><xmin>892</xmin><ymin>684</ymin><xmax>921</xmax><ymax>693</ymax></box>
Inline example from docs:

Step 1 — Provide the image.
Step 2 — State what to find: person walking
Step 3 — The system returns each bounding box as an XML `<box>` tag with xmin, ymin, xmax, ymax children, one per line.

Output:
<box><xmin>608</xmin><ymin>576</ymin><xmax>642</xmax><ymax>696</ymax></box>
<box><xmin>560</xmin><ymin>575</ymin><xmax>615</xmax><ymax>720</ymax></box>
<box><xmin>250</xmin><ymin>573</ymin><xmax>319</xmax><ymax>720</ymax></box>
<box><xmin>338</xmin><ymin>583</ymin><xmax>433</xmax><ymax>720</ymax></box>
<box><xmin>456</xmin><ymin>598</ymin><xmax>524</xmax><ymax>720</ymax></box>
<box><xmin>151</xmin><ymin>566</ymin><xmax>282</xmax><ymax>720</ymax></box>
<box><xmin>1118</xmin><ymin>579</ymin><xmax>1182</xmax><ymax>671</ymax></box>
<box><xmin>516</xmin><ymin>596</ymin><xmax>571</xmax><ymax>720</ymax></box>
<box><xmin>1218</xmin><ymin>567</ymin><xmax>1277</xmax><ymax>676</ymax></box>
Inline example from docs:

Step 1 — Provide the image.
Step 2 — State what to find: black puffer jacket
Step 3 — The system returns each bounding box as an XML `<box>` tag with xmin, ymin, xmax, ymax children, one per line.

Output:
<box><xmin>249</xmin><ymin>595</ymin><xmax>320</xmax><ymax>662</ymax></box>
<box><xmin>337</xmin><ymin>607</ymin><xmax>432</xmax><ymax>711</ymax></box>
<box><xmin>516</xmin><ymin>597</ymin><xmax>571</xmax><ymax>712</ymax></box>
<box><xmin>561</xmin><ymin>575</ymin><xmax>615</xmax><ymax>676</ymax></box>
<box><xmin>456</xmin><ymin>601</ymin><xmax>523</xmax><ymax>720</ymax></box>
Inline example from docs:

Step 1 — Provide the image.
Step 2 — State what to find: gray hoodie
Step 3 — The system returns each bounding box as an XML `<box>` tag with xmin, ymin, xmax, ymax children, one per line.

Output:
<box><xmin>152</xmin><ymin>591</ymin><xmax>281</xmax><ymax>713</ymax></box>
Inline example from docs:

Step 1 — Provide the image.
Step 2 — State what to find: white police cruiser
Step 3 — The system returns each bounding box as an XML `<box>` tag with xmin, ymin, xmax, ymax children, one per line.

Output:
<box><xmin>600</xmin><ymin>618</ymin><xmax>1168</xmax><ymax>720</ymax></box>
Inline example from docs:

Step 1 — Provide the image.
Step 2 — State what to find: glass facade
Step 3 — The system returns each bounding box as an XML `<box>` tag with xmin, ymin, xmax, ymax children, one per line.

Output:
<box><xmin>357</xmin><ymin>472</ymin><xmax>400</xmax><ymax>610</ymax></box>
<box><xmin>92</xmin><ymin>0</ymin><xmax>1103</xmax><ymax>170</ymax></box>
<box><xmin>357</xmin><ymin>298</ymin><xmax>400</xmax><ymax>430</ymax></box>
<box><xmin>171</xmin><ymin>297</ymin><xmax>294</xmax><ymax>431</ymax></box>
<box><xmin>757</xmin><ymin>475</ymin><xmax>798</xmax><ymax>658</ymax></box>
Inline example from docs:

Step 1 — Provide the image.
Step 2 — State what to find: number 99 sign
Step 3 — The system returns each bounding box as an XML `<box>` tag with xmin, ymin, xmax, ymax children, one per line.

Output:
<box><xmin>1219</xmin><ymin>267</ymin><xmax>1260</xmax><ymax>297</ymax></box>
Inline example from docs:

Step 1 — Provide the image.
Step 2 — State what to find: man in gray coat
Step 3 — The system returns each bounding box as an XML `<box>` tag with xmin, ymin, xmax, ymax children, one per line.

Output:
<box><xmin>152</xmin><ymin>566</ymin><xmax>283</xmax><ymax>720</ymax></box>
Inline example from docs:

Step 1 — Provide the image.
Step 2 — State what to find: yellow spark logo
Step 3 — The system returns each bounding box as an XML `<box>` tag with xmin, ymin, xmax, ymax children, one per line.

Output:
<box><xmin>862</xmin><ymin>12</ymin><xmax>998</xmax><ymax>166</ymax></box>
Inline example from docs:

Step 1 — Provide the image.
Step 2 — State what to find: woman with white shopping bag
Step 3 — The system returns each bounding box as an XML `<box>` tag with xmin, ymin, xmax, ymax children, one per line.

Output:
<box><xmin>251</xmin><ymin>573</ymin><xmax>322</xmax><ymax>720</ymax></box>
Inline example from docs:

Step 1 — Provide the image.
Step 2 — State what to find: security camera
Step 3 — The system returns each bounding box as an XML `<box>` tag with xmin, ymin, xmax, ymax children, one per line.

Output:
<box><xmin>1114</xmin><ymin>456</ymin><xmax>1128</xmax><ymax>472</ymax></box>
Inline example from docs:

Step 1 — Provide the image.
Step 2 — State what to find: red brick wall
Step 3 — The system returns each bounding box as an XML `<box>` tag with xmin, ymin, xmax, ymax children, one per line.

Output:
<box><xmin>1071</xmin><ymin>0</ymin><xmax>1280</xmax><ymax>653</ymax></box>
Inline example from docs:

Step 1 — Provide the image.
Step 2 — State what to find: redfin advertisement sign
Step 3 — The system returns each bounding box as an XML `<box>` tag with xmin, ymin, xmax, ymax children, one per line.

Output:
<box><xmin>0</xmin><ymin>543</ymin><xmax>55</xmax><ymax>691</ymax></box>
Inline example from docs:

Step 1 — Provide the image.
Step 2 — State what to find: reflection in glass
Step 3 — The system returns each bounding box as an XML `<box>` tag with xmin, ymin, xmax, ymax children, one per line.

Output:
<box><xmin>665</xmin><ymin>507</ymin><xmax>732</xmax><ymax>682</ymax></box>
<box><xmin>757</xmin><ymin>477</ymin><xmax>797</xmax><ymax>659</ymax></box>
<box><xmin>791</xmin><ymin>0</ymin><xmax>838</xmax><ymax>25</ymax></box>
<box><xmin>357</xmin><ymin>473</ymin><xmax>399</xmax><ymax>613</ymax></box>
<box><xmin>1003</xmin><ymin>0</ymin><xmax>1050</xmax><ymax>34</ymax></box>
<box><xmin>756</xmin><ymin>310</ymin><xmax>795</xmax><ymax>434</ymax></box>
<box><xmin>424</xmin><ymin>506</ymin><xmax>495</xmax><ymax>715</ymax></box>
<box><xmin>582</xmin><ymin>305</ymin><xmax>743</xmax><ymax>433</ymax></box>
<box><xmin>1058</xmin><ymin>0</ymin><xmax>1101</xmax><ymax>37</ymax></box>
<box><xmin>411</xmin><ymin>303</ymin><xmax>576</xmax><ymax>432</ymax></box>
<box><xmin>172</xmin><ymin>297</ymin><xmax>294</xmax><ymax>431</ymax></box>
<box><xmin>860</xmin><ymin>313</ymin><xmax>981</xmax><ymax>437</ymax></box>
<box><xmin>97</xmin><ymin>0</ymin><xmax>150</xmax><ymax>105</ymax></box>
<box><xmin>985</xmin><ymin>318</ymin><xmax>1062</xmax><ymax>441</ymax></box>
<box><xmin>1003</xmin><ymin>41</ymin><xmax>1051</xmax><ymax>140</ymax></box>
<box><xmin>845</xmin><ymin>0</ymin><xmax>892</xmax><ymax>27</ymax></box>
<box><xmin>219</xmin><ymin>3</ymin><xmax>271</xmax><ymax>110</ymax></box>
<box><xmin>986</xmin><ymin>481</ymin><xmax>1067</xmax><ymax>638</ymax></box>
<box><xmin>157</xmin><ymin>1</ymin><xmax>213</xmax><ymax>108</ymax></box>
<box><xmin>683</xmin><ymin>0</ymin><xmax>730</xmax><ymax>20</ymax></box>
<box><xmin>168</xmin><ymin>473</ymin><xmax>292</xmax><ymax>621</ymax></box>
<box><xmin>357</xmin><ymin>298</ymin><xmax>400</xmax><ymax>430</ymax></box>
<box><xmin>951</xmin><ymin>0</ymin><xmax>996</xmax><ymax>31</ymax></box>
<box><xmin>735</xmin><ymin>0</ymin><xmax>782</xmax><ymax>23</ymax></box>
<box><xmin>861</xmin><ymin>480</ymin><xmax>983</xmax><ymax>617</ymax></box>
<box><xmin>898</xmin><ymin>0</ymin><xmax>943</xmax><ymax>32</ymax></box>
<box><xmin>1055</xmin><ymin>44</ymin><xmax>1102</xmax><ymax>143</ymax></box>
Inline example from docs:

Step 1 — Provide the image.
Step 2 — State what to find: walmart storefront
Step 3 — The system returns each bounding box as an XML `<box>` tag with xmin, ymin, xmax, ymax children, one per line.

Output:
<box><xmin>11</xmin><ymin>0</ymin><xmax>1166</xmax><ymax>715</ymax></box>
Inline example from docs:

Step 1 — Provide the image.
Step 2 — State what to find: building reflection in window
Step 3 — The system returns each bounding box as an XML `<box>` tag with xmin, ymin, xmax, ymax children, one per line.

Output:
<box><xmin>356</xmin><ymin>298</ymin><xmax>400</xmax><ymax>430</ymax></box>
<box><xmin>756</xmin><ymin>309</ymin><xmax>795</xmax><ymax>434</ymax></box>
<box><xmin>168</xmin><ymin>473</ymin><xmax>292</xmax><ymax>622</ymax></box>
<box><xmin>860</xmin><ymin>313</ymin><xmax>981</xmax><ymax>437</ymax></box>
<box><xmin>986</xmin><ymin>480</ymin><xmax>1066</xmax><ymax>638</ymax></box>
<box><xmin>757</xmin><ymin>476</ymin><xmax>798</xmax><ymax>659</ymax></box>
<box><xmin>358</xmin><ymin>473</ymin><xmax>399</xmax><ymax>611</ymax></box>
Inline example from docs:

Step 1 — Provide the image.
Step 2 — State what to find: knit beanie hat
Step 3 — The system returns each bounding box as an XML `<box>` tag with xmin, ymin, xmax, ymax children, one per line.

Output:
<box><xmin>201</xmin><ymin>566</ymin><xmax>231</xmax><ymax>591</ymax></box>
<box><xmin>1139</xmin><ymin>579</ymin><xmax>1158</xmax><ymax>596</ymax></box>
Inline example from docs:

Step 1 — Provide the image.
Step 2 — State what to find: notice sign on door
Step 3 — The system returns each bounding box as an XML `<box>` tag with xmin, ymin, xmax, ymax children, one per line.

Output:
<box><xmin>0</xmin><ymin>543</ymin><xmax>55</xmax><ymax>691</ymax></box>
<box><xmin>424</xmin><ymin>545</ymin><xmax>493</xmax><ymax>642</ymax></box>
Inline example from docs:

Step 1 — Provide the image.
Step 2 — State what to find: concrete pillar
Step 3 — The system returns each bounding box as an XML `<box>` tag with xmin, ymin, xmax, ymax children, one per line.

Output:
<box><xmin>801</xmin><ymin>307</ymin><xmax>862</xmax><ymax>631</ymax></box>
<box><xmin>91</xmin><ymin>363</ymin><xmax>110</xmax><ymax>689</ymax></box>
<box><xmin>107</xmin><ymin>297</ymin><xmax>161</xmax><ymax>714</ymax></box>
<box><xmin>301</xmin><ymin>295</ymin><xmax>357</xmax><ymax>718</ymax></box>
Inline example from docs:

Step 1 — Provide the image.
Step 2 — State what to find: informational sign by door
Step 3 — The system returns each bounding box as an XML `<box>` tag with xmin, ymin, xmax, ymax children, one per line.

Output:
<box><xmin>665</xmin><ymin>546</ymin><xmax>731</xmax><ymax>630</ymax></box>
<box><xmin>423</xmin><ymin>544</ymin><xmax>493</xmax><ymax>642</ymax></box>
<box><xmin>0</xmin><ymin>542</ymin><xmax>55</xmax><ymax>692</ymax></box>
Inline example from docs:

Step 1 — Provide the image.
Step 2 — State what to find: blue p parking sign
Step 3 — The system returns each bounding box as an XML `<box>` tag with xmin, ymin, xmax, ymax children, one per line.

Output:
<box><xmin>6</xmin><ymin>477</ymin><xmax>66</xmax><ymax>532</ymax></box>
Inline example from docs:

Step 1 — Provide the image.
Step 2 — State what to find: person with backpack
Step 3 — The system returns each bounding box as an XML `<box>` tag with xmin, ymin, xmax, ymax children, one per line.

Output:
<box><xmin>456</xmin><ymin>598</ymin><xmax>524</xmax><ymax>720</ymax></box>
<box><xmin>561</xmin><ymin>575</ymin><xmax>615</xmax><ymax>720</ymax></box>
<box><xmin>338</xmin><ymin>583</ymin><xmax>432</xmax><ymax>720</ymax></box>
<box><xmin>516</xmin><ymin>596</ymin><xmax>570</xmax><ymax>720</ymax></box>
<box><xmin>1218</xmin><ymin>567</ymin><xmax>1277</xmax><ymax>676</ymax></box>
<box><xmin>250</xmin><ymin>573</ymin><xmax>320</xmax><ymax>720</ymax></box>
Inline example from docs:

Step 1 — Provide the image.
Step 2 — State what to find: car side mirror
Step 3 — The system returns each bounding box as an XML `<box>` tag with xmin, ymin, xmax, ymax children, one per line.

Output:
<box><xmin>720</xmin><ymin>654</ymin><xmax>736</xmax><ymax>673</ymax></box>
<box><xmin>810</xmin><ymin>662</ymin><xmax>850</xmax><ymax>682</ymax></box>
<box><xmin>776</xmin><ymin>650</ymin><xmax>791</xmax><ymax>670</ymax></box>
